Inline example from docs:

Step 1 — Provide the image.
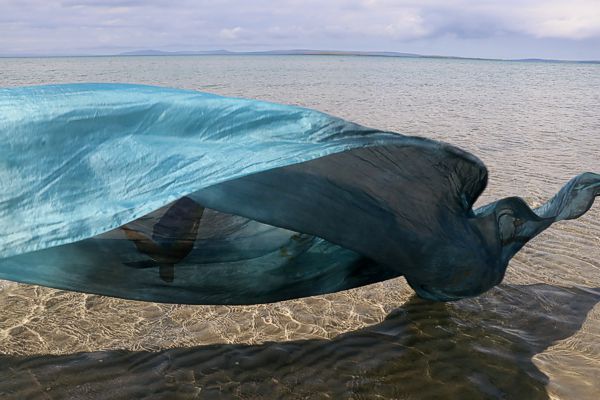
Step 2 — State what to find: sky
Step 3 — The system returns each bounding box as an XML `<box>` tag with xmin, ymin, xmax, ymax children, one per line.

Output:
<box><xmin>1</xmin><ymin>0</ymin><xmax>600</xmax><ymax>60</ymax></box>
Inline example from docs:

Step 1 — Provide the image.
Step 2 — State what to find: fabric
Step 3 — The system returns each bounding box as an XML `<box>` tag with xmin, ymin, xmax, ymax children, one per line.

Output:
<box><xmin>0</xmin><ymin>83</ymin><xmax>598</xmax><ymax>304</ymax></box>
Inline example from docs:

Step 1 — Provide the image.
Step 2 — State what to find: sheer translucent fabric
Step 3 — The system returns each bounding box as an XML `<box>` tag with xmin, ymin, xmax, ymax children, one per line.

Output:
<box><xmin>0</xmin><ymin>84</ymin><xmax>598</xmax><ymax>303</ymax></box>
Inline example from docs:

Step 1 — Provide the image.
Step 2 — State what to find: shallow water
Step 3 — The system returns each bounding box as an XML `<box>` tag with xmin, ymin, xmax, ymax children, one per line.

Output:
<box><xmin>0</xmin><ymin>55</ymin><xmax>599</xmax><ymax>399</ymax></box>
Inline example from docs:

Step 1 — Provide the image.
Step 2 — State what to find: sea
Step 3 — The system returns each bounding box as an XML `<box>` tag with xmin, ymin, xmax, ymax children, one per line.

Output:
<box><xmin>0</xmin><ymin>55</ymin><xmax>599</xmax><ymax>399</ymax></box>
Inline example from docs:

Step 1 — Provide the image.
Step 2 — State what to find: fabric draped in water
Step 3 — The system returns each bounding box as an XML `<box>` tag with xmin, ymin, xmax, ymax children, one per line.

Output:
<box><xmin>0</xmin><ymin>84</ymin><xmax>598</xmax><ymax>304</ymax></box>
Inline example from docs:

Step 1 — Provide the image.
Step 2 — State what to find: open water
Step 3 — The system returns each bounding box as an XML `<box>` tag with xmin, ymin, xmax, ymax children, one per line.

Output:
<box><xmin>0</xmin><ymin>55</ymin><xmax>599</xmax><ymax>399</ymax></box>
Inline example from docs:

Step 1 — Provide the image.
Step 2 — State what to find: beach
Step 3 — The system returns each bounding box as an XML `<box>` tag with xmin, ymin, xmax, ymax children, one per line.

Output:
<box><xmin>1</xmin><ymin>55</ymin><xmax>599</xmax><ymax>399</ymax></box>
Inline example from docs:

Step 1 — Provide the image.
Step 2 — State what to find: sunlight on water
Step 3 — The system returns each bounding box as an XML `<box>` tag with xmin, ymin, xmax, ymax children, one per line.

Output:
<box><xmin>0</xmin><ymin>56</ymin><xmax>599</xmax><ymax>399</ymax></box>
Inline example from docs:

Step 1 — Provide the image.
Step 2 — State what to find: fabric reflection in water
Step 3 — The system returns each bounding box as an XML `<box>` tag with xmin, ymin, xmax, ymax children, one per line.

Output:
<box><xmin>0</xmin><ymin>84</ymin><xmax>598</xmax><ymax>303</ymax></box>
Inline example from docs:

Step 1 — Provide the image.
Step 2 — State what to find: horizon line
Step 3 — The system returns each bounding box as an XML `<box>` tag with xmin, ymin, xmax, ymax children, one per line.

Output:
<box><xmin>1</xmin><ymin>49</ymin><xmax>599</xmax><ymax>64</ymax></box>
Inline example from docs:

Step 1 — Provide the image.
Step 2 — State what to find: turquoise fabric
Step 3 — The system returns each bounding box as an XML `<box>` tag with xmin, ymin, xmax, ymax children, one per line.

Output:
<box><xmin>0</xmin><ymin>84</ymin><xmax>394</xmax><ymax>259</ymax></box>
<box><xmin>0</xmin><ymin>84</ymin><xmax>597</xmax><ymax>304</ymax></box>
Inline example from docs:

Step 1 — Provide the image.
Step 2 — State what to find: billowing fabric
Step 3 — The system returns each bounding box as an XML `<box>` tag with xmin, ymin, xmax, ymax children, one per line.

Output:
<box><xmin>0</xmin><ymin>83</ymin><xmax>598</xmax><ymax>304</ymax></box>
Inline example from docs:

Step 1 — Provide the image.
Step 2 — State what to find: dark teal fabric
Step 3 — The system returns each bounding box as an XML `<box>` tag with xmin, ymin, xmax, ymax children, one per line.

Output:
<box><xmin>0</xmin><ymin>84</ymin><xmax>597</xmax><ymax>303</ymax></box>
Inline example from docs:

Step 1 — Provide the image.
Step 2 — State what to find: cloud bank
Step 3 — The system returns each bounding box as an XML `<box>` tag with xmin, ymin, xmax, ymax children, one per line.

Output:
<box><xmin>1</xmin><ymin>0</ymin><xmax>599</xmax><ymax>59</ymax></box>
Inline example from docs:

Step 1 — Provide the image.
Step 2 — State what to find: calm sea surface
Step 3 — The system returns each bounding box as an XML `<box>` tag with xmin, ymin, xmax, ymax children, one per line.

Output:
<box><xmin>0</xmin><ymin>56</ymin><xmax>599</xmax><ymax>399</ymax></box>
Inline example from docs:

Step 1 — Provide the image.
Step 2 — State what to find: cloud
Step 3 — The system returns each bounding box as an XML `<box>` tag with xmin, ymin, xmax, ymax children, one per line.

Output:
<box><xmin>516</xmin><ymin>1</ymin><xmax>600</xmax><ymax>39</ymax></box>
<box><xmin>0</xmin><ymin>0</ymin><xmax>599</xmax><ymax>58</ymax></box>
<box><xmin>219</xmin><ymin>27</ymin><xmax>245</xmax><ymax>40</ymax></box>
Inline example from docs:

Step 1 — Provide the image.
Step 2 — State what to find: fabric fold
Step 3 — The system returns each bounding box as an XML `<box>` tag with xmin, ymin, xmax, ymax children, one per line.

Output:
<box><xmin>0</xmin><ymin>84</ymin><xmax>597</xmax><ymax>303</ymax></box>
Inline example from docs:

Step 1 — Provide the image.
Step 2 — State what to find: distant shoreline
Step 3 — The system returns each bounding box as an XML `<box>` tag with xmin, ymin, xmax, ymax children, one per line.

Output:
<box><xmin>1</xmin><ymin>49</ymin><xmax>599</xmax><ymax>64</ymax></box>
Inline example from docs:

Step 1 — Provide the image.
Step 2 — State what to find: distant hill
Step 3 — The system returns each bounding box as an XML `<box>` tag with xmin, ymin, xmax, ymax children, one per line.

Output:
<box><xmin>118</xmin><ymin>49</ymin><xmax>423</xmax><ymax>58</ymax></box>
<box><xmin>114</xmin><ymin>49</ymin><xmax>600</xmax><ymax>64</ymax></box>
<box><xmin>513</xmin><ymin>58</ymin><xmax>600</xmax><ymax>64</ymax></box>
<box><xmin>119</xmin><ymin>49</ymin><xmax>234</xmax><ymax>56</ymax></box>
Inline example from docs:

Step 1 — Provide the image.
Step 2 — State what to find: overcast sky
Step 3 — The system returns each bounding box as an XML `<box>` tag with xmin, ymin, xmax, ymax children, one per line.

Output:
<box><xmin>2</xmin><ymin>0</ymin><xmax>600</xmax><ymax>60</ymax></box>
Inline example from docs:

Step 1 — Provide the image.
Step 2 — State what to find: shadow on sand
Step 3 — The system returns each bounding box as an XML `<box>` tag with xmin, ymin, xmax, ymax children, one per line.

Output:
<box><xmin>0</xmin><ymin>283</ymin><xmax>598</xmax><ymax>399</ymax></box>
